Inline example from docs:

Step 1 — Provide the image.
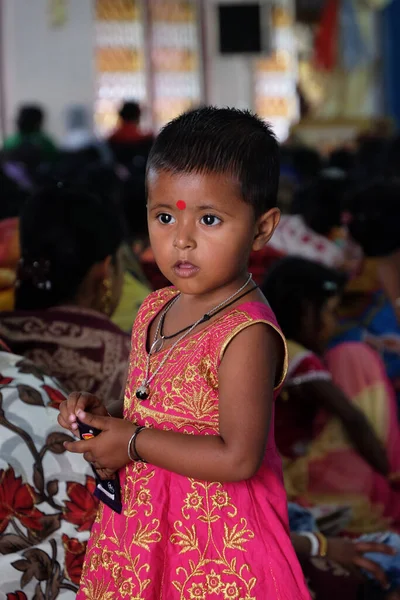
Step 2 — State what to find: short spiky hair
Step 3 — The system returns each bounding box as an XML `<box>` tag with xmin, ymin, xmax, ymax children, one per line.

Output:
<box><xmin>147</xmin><ymin>106</ymin><xmax>280</xmax><ymax>216</ymax></box>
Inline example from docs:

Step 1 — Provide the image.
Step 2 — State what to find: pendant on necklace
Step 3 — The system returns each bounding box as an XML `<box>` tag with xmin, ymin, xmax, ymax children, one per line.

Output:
<box><xmin>136</xmin><ymin>382</ymin><xmax>150</xmax><ymax>400</ymax></box>
<box><xmin>149</xmin><ymin>337</ymin><xmax>164</xmax><ymax>354</ymax></box>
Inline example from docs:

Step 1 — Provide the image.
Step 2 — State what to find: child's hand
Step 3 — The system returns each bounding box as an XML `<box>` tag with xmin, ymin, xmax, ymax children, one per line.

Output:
<box><xmin>58</xmin><ymin>392</ymin><xmax>108</xmax><ymax>435</ymax></box>
<box><xmin>327</xmin><ymin>538</ymin><xmax>396</xmax><ymax>590</ymax></box>
<box><xmin>63</xmin><ymin>410</ymin><xmax>137</xmax><ymax>471</ymax></box>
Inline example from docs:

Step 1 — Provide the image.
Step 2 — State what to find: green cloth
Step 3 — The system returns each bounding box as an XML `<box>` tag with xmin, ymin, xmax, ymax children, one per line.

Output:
<box><xmin>3</xmin><ymin>132</ymin><xmax>57</xmax><ymax>158</ymax></box>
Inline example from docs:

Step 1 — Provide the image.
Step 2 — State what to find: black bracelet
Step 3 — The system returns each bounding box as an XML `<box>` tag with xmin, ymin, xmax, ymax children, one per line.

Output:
<box><xmin>128</xmin><ymin>426</ymin><xmax>147</xmax><ymax>463</ymax></box>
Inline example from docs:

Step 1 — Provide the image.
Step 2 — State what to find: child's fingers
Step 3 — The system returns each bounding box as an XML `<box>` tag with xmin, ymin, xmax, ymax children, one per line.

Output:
<box><xmin>73</xmin><ymin>391</ymin><xmax>100</xmax><ymax>414</ymax></box>
<box><xmin>75</xmin><ymin>409</ymin><xmax>109</xmax><ymax>431</ymax></box>
<box><xmin>63</xmin><ymin>438</ymin><xmax>93</xmax><ymax>454</ymax></box>
<box><xmin>355</xmin><ymin>542</ymin><xmax>397</xmax><ymax>556</ymax></box>
<box><xmin>58</xmin><ymin>402</ymin><xmax>76</xmax><ymax>432</ymax></box>
<box><xmin>353</xmin><ymin>556</ymin><xmax>389</xmax><ymax>589</ymax></box>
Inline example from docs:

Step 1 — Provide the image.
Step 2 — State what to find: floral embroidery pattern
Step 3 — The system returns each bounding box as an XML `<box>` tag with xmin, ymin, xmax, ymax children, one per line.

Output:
<box><xmin>170</xmin><ymin>481</ymin><xmax>255</xmax><ymax>598</ymax></box>
<box><xmin>79</xmin><ymin>288</ymin><xmax>305</xmax><ymax>600</ymax></box>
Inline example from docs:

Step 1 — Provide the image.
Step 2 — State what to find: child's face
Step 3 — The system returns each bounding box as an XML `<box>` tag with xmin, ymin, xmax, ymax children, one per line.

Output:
<box><xmin>318</xmin><ymin>295</ymin><xmax>340</xmax><ymax>347</ymax></box>
<box><xmin>147</xmin><ymin>169</ymin><xmax>279</xmax><ymax>296</ymax></box>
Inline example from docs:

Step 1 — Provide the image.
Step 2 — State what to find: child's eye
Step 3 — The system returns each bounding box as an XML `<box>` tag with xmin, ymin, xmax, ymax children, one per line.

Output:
<box><xmin>157</xmin><ymin>213</ymin><xmax>176</xmax><ymax>225</ymax></box>
<box><xmin>201</xmin><ymin>214</ymin><xmax>221</xmax><ymax>226</ymax></box>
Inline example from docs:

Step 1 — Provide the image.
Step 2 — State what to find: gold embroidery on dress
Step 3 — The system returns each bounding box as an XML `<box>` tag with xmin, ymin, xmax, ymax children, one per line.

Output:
<box><xmin>80</xmin><ymin>289</ymin><xmax>288</xmax><ymax>599</ymax></box>
<box><xmin>168</xmin><ymin>480</ymin><xmax>257</xmax><ymax>598</ymax></box>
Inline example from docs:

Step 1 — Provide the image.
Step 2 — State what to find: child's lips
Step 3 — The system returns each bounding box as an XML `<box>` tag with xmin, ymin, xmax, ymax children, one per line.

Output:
<box><xmin>173</xmin><ymin>261</ymin><xmax>200</xmax><ymax>278</ymax></box>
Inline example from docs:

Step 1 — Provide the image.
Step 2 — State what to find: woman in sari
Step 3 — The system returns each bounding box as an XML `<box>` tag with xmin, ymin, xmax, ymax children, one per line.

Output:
<box><xmin>0</xmin><ymin>187</ymin><xmax>130</xmax><ymax>405</ymax></box>
<box><xmin>262</xmin><ymin>257</ymin><xmax>400</xmax><ymax>534</ymax></box>
<box><xmin>331</xmin><ymin>180</ymin><xmax>400</xmax><ymax>404</ymax></box>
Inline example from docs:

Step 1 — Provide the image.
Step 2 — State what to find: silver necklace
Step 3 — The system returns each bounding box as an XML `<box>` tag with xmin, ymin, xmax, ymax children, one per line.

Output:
<box><xmin>136</xmin><ymin>274</ymin><xmax>253</xmax><ymax>400</ymax></box>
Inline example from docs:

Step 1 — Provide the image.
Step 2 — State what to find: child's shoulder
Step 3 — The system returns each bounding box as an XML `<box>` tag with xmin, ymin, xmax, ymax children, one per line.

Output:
<box><xmin>217</xmin><ymin>300</ymin><xmax>282</xmax><ymax>340</ymax></box>
<box><xmin>211</xmin><ymin>300</ymin><xmax>284</xmax><ymax>355</ymax></box>
<box><xmin>211</xmin><ymin>300</ymin><xmax>287</xmax><ymax>390</ymax></box>
<box><xmin>133</xmin><ymin>286</ymin><xmax>178</xmax><ymax>327</ymax></box>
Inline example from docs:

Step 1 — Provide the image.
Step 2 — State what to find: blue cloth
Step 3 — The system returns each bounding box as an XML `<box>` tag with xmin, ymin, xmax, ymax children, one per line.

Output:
<box><xmin>288</xmin><ymin>503</ymin><xmax>318</xmax><ymax>533</ymax></box>
<box><xmin>357</xmin><ymin>532</ymin><xmax>400</xmax><ymax>590</ymax></box>
<box><xmin>338</xmin><ymin>0</ymin><xmax>369</xmax><ymax>70</ymax></box>
<box><xmin>330</xmin><ymin>291</ymin><xmax>400</xmax><ymax>407</ymax></box>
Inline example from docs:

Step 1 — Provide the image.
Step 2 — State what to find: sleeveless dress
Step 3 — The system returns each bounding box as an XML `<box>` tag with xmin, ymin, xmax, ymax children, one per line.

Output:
<box><xmin>78</xmin><ymin>288</ymin><xmax>310</xmax><ymax>600</ymax></box>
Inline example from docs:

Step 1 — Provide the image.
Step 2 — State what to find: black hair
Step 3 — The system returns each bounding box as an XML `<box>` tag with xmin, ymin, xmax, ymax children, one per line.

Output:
<box><xmin>347</xmin><ymin>179</ymin><xmax>400</xmax><ymax>257</ymax></box>
<box><xmin>17</xmin><ymin>105</ymin><xmax>44</xmax><ymax>135</ymax></box>
<box><xmin>119</xmin><ymin>101</ymin><xmax>141</xmax><ymax>123</ymax></box>
<box><xmin>328</xmin><ymin>148</ymin><xmax>356</xmax><ymax>173</ymax></box>
<box><xmin>355</xmin><ymin>136</ymin><xmax>389</xmax><ymax>179</ymax></box>
<box><xmin>15</xmin><ymin>186</ymin><xmax>124</xmax><ymax>310</ymax></box>
<box><xmin>147</xmin><ymin>106</ymin><xmax>280</xmax><ymax>216</ymax></box>
<box><xmin>292</xmin><ymin>173</ymin><xmax>348</xmax><ymax>236</ymax></box>
<box><xmin>261</xmin><ymin>257</ymin><xmax>346</xmax><ymax>341</ymax></box>
<box><xmin>291</xmin><ymin>146</ymin><xmax>323</xmax><ymax>183</ymax></box>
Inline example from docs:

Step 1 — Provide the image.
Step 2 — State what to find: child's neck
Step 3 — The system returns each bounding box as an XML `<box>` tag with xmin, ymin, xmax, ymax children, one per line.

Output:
<box><xmin>176</xmin><ymin>275</ymin><xmax>251</xmax><ymax>314</ymax></box>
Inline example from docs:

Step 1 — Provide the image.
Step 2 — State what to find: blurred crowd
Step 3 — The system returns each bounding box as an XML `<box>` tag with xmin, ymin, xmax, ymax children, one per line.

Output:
<box><xmin>1</xmin><ymin>101</ymin><xmax>400</xmax><ymax>599</ymax></box>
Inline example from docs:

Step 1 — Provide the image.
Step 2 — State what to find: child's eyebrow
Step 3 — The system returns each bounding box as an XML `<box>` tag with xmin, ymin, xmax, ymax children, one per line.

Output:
<box><xmin>197</xmin><ymin>204</ymin><xmax>233</xmax><ymax>216</ymax></box>
<box><xmin>149</xmin><ymin>202</ymin><xmax>233</xmax><ymax>216</ymax></box>
<box><xmin>149</xmin><ymin>203</ymin><xmax>173</xmax><ymax>211</ymax></box>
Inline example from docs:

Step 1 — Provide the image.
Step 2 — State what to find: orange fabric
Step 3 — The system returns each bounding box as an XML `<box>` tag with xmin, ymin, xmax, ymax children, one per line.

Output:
<box><xmin>0</xmin><ymin>218</ymin><xmax>20</xmax><ymax>311</ymax></box>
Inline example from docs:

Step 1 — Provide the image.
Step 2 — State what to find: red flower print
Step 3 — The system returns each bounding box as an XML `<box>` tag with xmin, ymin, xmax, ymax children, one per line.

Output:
<box><xmin>63</xmin><ymin>476</ymin><xmax>98</xmax><ymax>531</ymax></box>
<box><xmin>7</xmin><ymin>592</ymin><xmax>28</xmax><ymax>600</ymax></box>
<box><xmin>62</xmin><ymin>534</ymin><xmax>87</xmax><ymax>584</ymax></box>
<box><xmin>0</xmin><ymin>374</ymin><xmax>14</xmax><ymax>385</ymax></box>
<box><xmin>0</xmin><ymin>467</ymin><xmax>44</xmax><ymax>534</ymax></box>
<box><xmin>42</xmin><ymin>385</ymin><xmax>66</xmax><ymax>409</ymax></box>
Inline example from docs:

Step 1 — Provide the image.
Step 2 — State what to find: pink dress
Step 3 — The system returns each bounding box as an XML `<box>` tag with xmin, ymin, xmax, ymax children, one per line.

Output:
<box><xmin>78</xmin><ymin>288</ymin><xmax>310</xmax><ymax>599</ymax></box>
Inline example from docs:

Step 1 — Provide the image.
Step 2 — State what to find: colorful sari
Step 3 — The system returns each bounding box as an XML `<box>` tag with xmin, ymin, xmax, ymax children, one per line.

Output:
<box><xmin>277</xmin><ymin>340</ymin><xmax>400</xmax><ymax>534</ymax></box>
<box><xmin>332</xmin><ymin>257</ymin><xmax>400</xmax><ymax>404</ymax></box>
<box><xmin>0</xmin><ymin>306</ymin><xmax>130</xmax><ymax>404</ymax></box>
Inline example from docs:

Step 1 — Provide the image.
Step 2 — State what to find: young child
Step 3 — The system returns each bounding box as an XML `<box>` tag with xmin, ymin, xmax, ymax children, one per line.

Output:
<box><xmin>262</xmin><ymin>257</ymin><xmax>400</xmax><ymax>534</ymax></box>
<box><xmin>59</xmin><ymin>107</ymin><xmax>311</xmax><ymax>599</ymax></box>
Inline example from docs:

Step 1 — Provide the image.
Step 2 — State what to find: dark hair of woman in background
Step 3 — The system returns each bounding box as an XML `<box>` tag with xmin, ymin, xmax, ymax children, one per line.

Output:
<box><xmin>0</xmin><ymin>187</ymin><xmax>130</xmax><ymax>404</ymax></box>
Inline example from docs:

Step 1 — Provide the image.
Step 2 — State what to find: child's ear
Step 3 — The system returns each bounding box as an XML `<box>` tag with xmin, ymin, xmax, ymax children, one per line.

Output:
<box><xmin>253</xmin><ymin>208</ymin><xmax>280</xmax><ymax>251</ymax></box>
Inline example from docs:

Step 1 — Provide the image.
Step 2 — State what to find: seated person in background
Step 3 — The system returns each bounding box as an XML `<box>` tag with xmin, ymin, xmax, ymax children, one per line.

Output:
<box><xmin>108</xmin><ymin>100</ymin><xmax>153</xmax><ymax>146</ymax></box>
<box><xmin>0</xmin><ymin>187</ymin><xmax>130</xmax><ymax>405</ymax></box>
<box><xmin>332</xmin><ymin>180</ymin><xmax>400</xmax><ymax>403</ymax></box>
<box><xmin>290</xmin><ymin>504</ymin><xmax>400</xmax><ymax>599</ymax></box>
<box><xmin>0</xmin><ymin>341</ymin><xmax>97</xmax><ymax>598</ymax></box>
<box><xmin>269</xmin><ymin>173</ymin><xmax>362</xmax><ymax>274</ymax></box>
<box><xmin>111</xmin><ymin>244</ymin><xmax>151</xmax><ymax>333</ymax></box>
<box><xmin>61</xmin><ymin>104</ymin><xmax>112</xmax><ymax>166</ymax></box>
<box><xmin>262</xmin><ymin>257</ymin><xmax>400</xmax><ymax>533</ymax></box>
<box><xmin>3</xmin><ymin>104</ymin><xmax>57</xmax><ymax>161</ymax></box>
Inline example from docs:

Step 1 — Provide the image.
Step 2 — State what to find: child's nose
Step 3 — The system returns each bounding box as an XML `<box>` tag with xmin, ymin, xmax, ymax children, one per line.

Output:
<box><xmin>174</xmin><ymin>222</ymin><xmax>196</xmax><ymax>250</ymax></box>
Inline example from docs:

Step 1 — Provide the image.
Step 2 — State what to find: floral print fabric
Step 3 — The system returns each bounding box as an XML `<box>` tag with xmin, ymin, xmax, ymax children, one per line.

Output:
<box><xmin>0</xmin><ymin>350</ymin><xmax>98</xmax><ymax>598</ymax></box>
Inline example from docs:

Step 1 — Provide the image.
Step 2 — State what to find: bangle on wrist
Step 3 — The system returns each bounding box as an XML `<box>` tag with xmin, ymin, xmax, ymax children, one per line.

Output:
<box><xmin>315</xmin><ymin>532</ymin><xmax>328</xmax><ymax>557</ymax></box>
<box><xmin>127</xmin><ymin>426</ymin><xmax>147</xmax><ymax>463</ymax></box>
<box><xmin>298</xmin><ymin>532</ymin><xmax>320</xmax><ymax>557</ymax></box>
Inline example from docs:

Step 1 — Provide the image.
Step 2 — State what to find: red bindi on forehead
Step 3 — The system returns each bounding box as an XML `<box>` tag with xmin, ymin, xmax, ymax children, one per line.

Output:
<box><xmin>176</xmin><ymin>200</ymin><xmax>186</xmax><ymax>210</ymax></box>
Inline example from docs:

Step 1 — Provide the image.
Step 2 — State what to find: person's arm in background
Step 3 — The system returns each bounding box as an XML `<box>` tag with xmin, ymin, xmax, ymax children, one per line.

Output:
<box><xmin>291</xmin><ymin>533</ymin><xmax>394</xmax><ymax>590</ymax></box>
<box><xmin>377</xmin><ymin>250</ymin><xmax>400</xmax><ymax>323</ymax></box>
<box><xmin>291</xmin><ymin>380</ymin><xmax>389</xmax><ymax>476</ymax></box>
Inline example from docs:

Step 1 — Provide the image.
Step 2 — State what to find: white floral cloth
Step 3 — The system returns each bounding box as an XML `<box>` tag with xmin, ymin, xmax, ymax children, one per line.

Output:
<box><xmin>0</xmin><ymin>350</ymin><xmax>97</xmax><ymax>599</ymax></box>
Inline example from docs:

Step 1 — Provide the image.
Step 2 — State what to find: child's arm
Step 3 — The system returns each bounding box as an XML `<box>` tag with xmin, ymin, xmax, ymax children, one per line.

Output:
<box><xmin>64</xmin><ymin>323</ymin><xmax>281</xmax><ymax>482</ymax></box>
<box><xmin>294</xmin><ymin>380</ymin><xmax>389</xmax><ymax>476</ymax></box>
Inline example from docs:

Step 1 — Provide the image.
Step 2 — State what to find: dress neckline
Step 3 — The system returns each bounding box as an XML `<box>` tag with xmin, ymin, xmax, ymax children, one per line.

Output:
<box><xmin>142</xmin><ymin>288</ymin><xmax>270</xmax><ymax>357</ymax></box>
